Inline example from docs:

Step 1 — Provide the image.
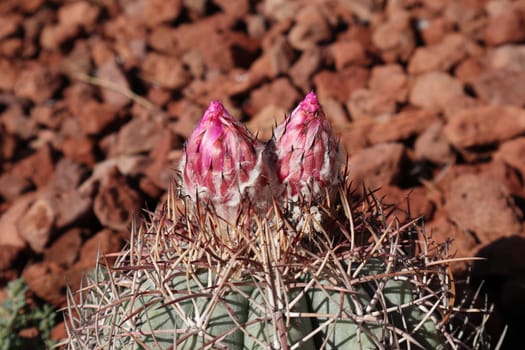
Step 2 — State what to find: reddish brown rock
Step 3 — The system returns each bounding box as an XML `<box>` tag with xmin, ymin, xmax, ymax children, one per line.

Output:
<box><xmin>0</xmin><ymin>58</ymin><xmax>19</xmax><ymax>91</ymax></box>
<box><xmin>472</xmin><ymin>69</ymin><xmax>525</xmax><ymax>107</ymax></box>
<box><xmin>348</xmin><ymin>142</ymin><xmax>405</xmax><ymax>191</ymax></box>
<box><xmin>123</xmin><ymin>0</ymin><xmax>182</xmax><ymax>27</ymax></box>
<box><xmin>23</xmin><ymin>262</ymin><xmax>66</xmax><ymax>306</ymax></box>
<box><xmin>368</xmin><ymin>109</ymin><xmax>439</xmax><ymax>144</ymax></box>
<box><xmin>314</xmin><ymin>66</ymin><xmax>369</xmax><ymax>103</ymax></box>
<box><xmin>246</xmin><ymin>105</ymin><xmax>286</xmax><ymax>141</ymax></box>
<box><xmin>346</xmin><ymin>88</ymin><xmax>396</xmax><ymax>121</ymax></box>
<box><xmin>0</xmin><ymin>194</ymin><xmax>33</xmax><ymax>269</ymax></box>
<box><xmin>484</xmin><ymin>7</ymin><xmax>525</xmax><ymax>46</ymax></box>
<box><xmin>60</xmin><ymin>137</ymin><xmax>97</xmax><ymax>166</ymax></box>
<box><xmin>93</xmin><ymin>168</ymin><xmax>141</xmax><ymax>231</ymax></box>
<box><xmin>78</xmin><ymin>229</ymin><xmax>122</xmax><ymax>268</ymax></box>
<box><xmin>414</xmin><ymin>121</ymin><xmax>455</xmax><ymax>165</ymax></box>
<box><xmin>376</xmin><ymin>185</ymin><xmax>434</xmax><ymax>223</ymax></box>
<box><xmin>167</xmin><ymin>99</ymin><xmax>204</xmax><ymax>139</ymax></box>
<box><xmin>78</xmin><ymin>100</ymin><xmax>120</xmax><ymax>135</ymax></box>
<box><xmin>444</xmin><ymin>174</ymin><xmax>522</xmax><ymax>244</ymax></box>
<box><xmin>441</xmin><ymin>95</ymin><xmax>483</xmax><ymax>121</ymax></box>
<box><xmin>141</xmin><ymin>53</ymin><xmax>190</xmax><ymax>89</ymax></box>
<box><xmin>1</xmin><ymin>104</ymin><xmax>37</xmax><ymax>140</ymax></box>
<box><xmin>338</xmin><ymin>120</ymin><xmax>374</xmax><ymax>156</ymax></box>
<box><xmin>330</xmin><ymin>40</ymin><xmax>367</xmax><ymax>69</ymax></box>
<box><xmin>454</xmin><ymin>57</ymin><xmax>483</xmax><ymax>84</ymax></box>
<box><xmin>248</xmin><ymin>78</ymin><xmax>300</xmax><ymax>116</ymax></box>
<box><xmin>145</xmin><ymin>131</ymin><xmax>181</xmax><ymax>190</ymax></box>
<box><xmin>96</xmin><ymin>58</ymin><xmax>131</xmax><ymax>108</ymax></box>
<box><xmin>12</xmin><ymin>144</ymin><xmax>54</xmax><ymax>188</ymax></box>
<box><xmin>420</xmin><ymin>17</ymin><xmax>449</xmax><ymax>45</ymax></box>
<box><xmin>44</xmin><ymin>228</ymin><xmax>83</xmax><ymax>268</ymax></box>
<box><xmin>13</xmin><ymin>63</ymin><xmax>61</xmax><ymax>103</ymax></box>
<box><xmin>287</xmin><ymin>4</ymin><xmax>331</xmax><ymax>50</ymax></box>
<box><xmin>408</xmin><ymin>34</ymin><xmax>478</xmax><ymax>74</ymax></box>
<box><xmin>17</xmin><ymin>198</ymin><xmax>56</xmax><ymax>253</ymax></box>
<box><xmin>494</xmin><ymin>137</ymin><xmax>525</xmax><ymax>178</ymax></box>
<box><xmin>369</xmin><ymin>64</ymin><xmax>408</xmax><ymax>103</ymax></box>
<box><xmin>409</xmin><ymin>71</ymin><xmax>465</xmax><ymax>111</ymax></box>
<box><xmin>48</xmin><ymin>158</ymin><xmax>87</xmax><ymax>192</ymax></box>
<box><xmin>116</xmin><ymin>118</ymin><xmax>165</xmax><ymax>156</ymax></box>
<box><xmin>289</xmin><ymin>47</ymin><xmax>323</xmax><ymax>93</ymax></box>
<box><xmin>372</xmin><ymin>10</ymin><xmax>415</xmax><ymax>62</ymax></box>
<box><xmin>0</xmin><ymin>172</ymin><xmax>32</xmax><ymax>201</ymax></box>
<box><xmin>444</xmin><ymin>105</ymin><xmax>525</xmax><ymax>148</ymax></box>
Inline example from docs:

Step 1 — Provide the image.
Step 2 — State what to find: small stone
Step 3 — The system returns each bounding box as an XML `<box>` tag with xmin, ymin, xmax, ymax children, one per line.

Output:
<box><xmin>330</xmin><ymin>40</ymin><xmax>367</xmax><ymax>69</ymax></box>
<box><xmin>369</xmin><ymin>64</ymin><xmax>408</xmax><ymax>103</ymax></box>
<box><xmin>409</xmin><ymin>71</ymin><xmax>464</xmax><ymax>111</ymax></box>
<box><xmin>0</xmin><ymin>172</ymin><xmax>32</xmax><ymax>201</ymax></box>
<box><xmin>248</xmin><ymin>78</ymin><xmax>300</xmax><ymax>116</ymax></box>
<box><xmin>0</xmin><ymin>58</ymin><xmax>19</xmax><ymax>91</ymax></box>
<box><xmin>0</xmin><ymin>194</ymin><xmax>34</xmax><ymax>249</ymax></box>
<box><xmin>420</xmin><ymin>17</ymin><xmax>449</xmax><ymax>45</ymax></box>
<box><xmin>444</xmin><ymin>174</ymin><xmax>522</xmax><ymax>244</ymax></box>
<box><xmin>338</xmin><ymin>119</ymin><xmax>373</xmax><ymax>155</ymax></box>
<box><xmin>289</xmin><ymin>47</ymin><xmax>323</xmax><ymax>93</ymax></box>
<box><xmin>13</xmin><ymin>63</ymin><xmax>61</xmax><ymax>103</ymax></box>
<box><xmin>23</xmin><ymin>262</ymin><xmax>66</xmax><ymax>306</ymax></box>
<box><xmin>12</xmin><ymin>144</ymin><xmax>54</xmax><ymax>188</ymax></box>
<box><xmin>348</xmin><ymin>142</ymin><xmax>405</xmax><ymax>191</ymax></box>
<box><xmin>141</xmin><ymin>53</ymin><xmax>190</xmax><ymax>89</ymax></box>
<box><xmin>116</xmin><ymin>118</ymin><xmax>165</xmax><ymax>156</ymax></box>
<box><xmin>484</xmin><ymin>8</ymin><xmax>525</xmax><ymax>46</ymax></box>
<box><xmin>48</xmin><ymin>158</ymin><xmax>87</xmax><ymax>192</ymax></box>
<box><xmin>145</xmin><ymin>131</ymin><xmax>181</xmax><ymax>190</ymax></box>
<box><xmin>287</xmin><ymin>4</ymin><xmax>331</xmax><ymax>50</ymax></box>
<box><xmin>444</xmin><ymin>105</ymin><xmax>525</xmax><ymax>148</ymax></box>
<box><xmin>472</xmin><ymin>69</ymin><xmax>525</xmax><ymax>107</ymax></box>
<box><xmin>93</xmin><ymin>168</ymin><xmax>141</xmax><ymax>231</ymax></box>
<box><xmin>78</xmin><ymin>229</ymin><xmax>121</xmax><ymax>268</ymax></box>
<box><xmin>494</xmin><ymin>137</ymin><xmax>525</xmax><ymax>179</ymax></box>
<box><xmin>372</xmin><ymin>10</ymin><xmax>415</xmax><ymax>62</ymax></box>
<box><xmin>454</xmin><ymin>57</ymin><xmax>483</xmax><ymax>84</ymax></box>
<box><xmin>123</xmin><ymin>0</ymin><xmax>182</xmax><ymax>27</ymax></box>
<box><xmin>78</xmin><ymin>100</ymin><xmax>120</xmax><ymax>135</ymax></box>
<box><xmin>346</xmin><ymin>88</ymin><xmax>396</xmax><ymax>121</ymax></box>
<box><xmin>17</xmin><ymin>198</ymin><xmax>56</xmax><ymax>253</ymax></box>
<box><xmin>376</xmin><ymin>185</ymin><xmax>434</xmax><ymax>223</ymax></box>
<box><xmin>414</xmin><ymin>121</ymin><xmax>455</xmax><ymax>165</ymax></box>
<box><xmin>314</xmin><ymin>66</ymin><xmax>369</xmax><ymax>103</ymax></box>
<box><xmin>368</xmin><ymin>109</ymin><xmax>439</xmax><ymax>144</ymax></box>
<box><xmin>44</xmin><ymin>228</ymin><xmax>83</xmax><ymax>268</ymax></box>
<box><xmin>246</xmin><ymin>105</ymin><xmax>287</xmax><ymax>141</ymax></box>
<box><xmin>408</xmin><ymin>34</ymin><xmax>476</xmax><ymax>74</ymax></box>
<box><xmin>60</xmin><ymin>137</ymin><xmax>96</xmax><ymax>166</ymax></box>
<box><xmin>96</xmin><ymin>58</ymin><xmax>131</xmax><ymax>108</ymax></box>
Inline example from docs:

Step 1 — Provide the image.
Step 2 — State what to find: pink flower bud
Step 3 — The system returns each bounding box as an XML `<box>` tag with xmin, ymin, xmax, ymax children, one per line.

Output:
<box><xmin>272</xmin><ymin>92</ymin><xmax>339</xmax><ymax>202</ymax></box>
<box><xmin>179</xmin><ymin>101</ymin><xmax>274</xmax><ymax>219</ymax></box>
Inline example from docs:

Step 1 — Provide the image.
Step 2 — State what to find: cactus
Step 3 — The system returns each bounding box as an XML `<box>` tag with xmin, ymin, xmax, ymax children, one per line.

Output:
<box><xmin>62</xmin><ymin>95</ymin><xmax>497</xmax><ymax>350</ymax></box>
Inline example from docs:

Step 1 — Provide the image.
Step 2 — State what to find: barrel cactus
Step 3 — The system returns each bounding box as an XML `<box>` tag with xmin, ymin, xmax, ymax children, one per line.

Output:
<box><xmin>62</xmin><ymin>94</ymin><xmax>496</xmax><ymax>350</ymax></box>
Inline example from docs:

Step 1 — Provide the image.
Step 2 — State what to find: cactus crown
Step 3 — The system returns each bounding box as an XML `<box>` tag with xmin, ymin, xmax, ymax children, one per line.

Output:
<box><xmin>62</xmin><ymin>95</ymin><xmax>498</xmax><ymax>350</ymax></box>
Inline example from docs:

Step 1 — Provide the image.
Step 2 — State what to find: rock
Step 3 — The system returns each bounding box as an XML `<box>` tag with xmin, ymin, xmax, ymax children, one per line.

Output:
<box><xmin>444</xmin><ymin>174</ymin><xmax>522</xmax><ymax>244</ymax></box>
<box><xmin>472</xmin><ymin>69</ymin><xmax>525</xmax><ymax>107</ymax></box>
<box><xmin>23</xmin><ymin>262</ymin><xmax>66</xmax><ymax>307</ymax></box>
<box><xmin>414</xmin><ymin>121</ymin><xmax>455</xmax><ymax>165</ymax></box>
<box><xmin>484</xmin><ymin>7</ymin><xmax>525</xmax><ymax>46</ymax></box>
<box><xmin>368</xmin><ymin>108</ymin><xmax>439</xmax><ymax>144</ymax></box>
<box><xmin>441</xmin><ymin>95</ymin><xmax>483</xmax><ymax>121</ymax></box>
<box><xmin>1</xmin><ymin>104</ymin><xmax>37</xmax><ymax>140</ymax></box>
<box><xmin>0</xmin><ymin>172</ymin><xmax>32</xmax><ymax>201</ymax></box>
<box><xmin>420</xmin><ymin>17</ymin><xmax>449</xmax><ymax>45</ymax></box>
<box><xmin>444</xmin><ymin>105</ymin><xmax>525</xmax><ymax>148</ymax></box>
<box><xmin>369</xmin><ymin>64</ymin><xmax>408</xmax><ymax>103</ymax></box>
<box><xmin>78</xmin><ymin>229</ymin><xmax>121</xmax><ymax>268</ymax></box>
<box><xmin>96</xmin><ymin>58</ymin><xmax>131</xmax><ymax>108</ymax></box>
<box><xmin>338</xmin><ymin>120</ymin><xmax>373</xmax><ymax>156</ymax></box>
<box><xmin>93</xmin><ymin>168</ymin><xmax>141</xmax><ymax>231</ymax></box>
<box><xmin>246</xmin><ymin>105</ymin><xmax>287</xmax><ymax>141</ymax></box>
<box><xmin>488</xmin><ymin>44</ymin><xmax>525</xmax><ymax>71</ymax></box>
<box><xmin>289</xmin><ymin>47</ymin><xmax>323</xmax><ymax>93</ymax></box>
<box><xmin>372</xmin><ymin>10</ymin><xmax>415</xmax><ymax>62</ymax></box>
<box><xmin>287</xmin><ymin>4</ymin><xmax>331</xmax><ymax>50</ymax></box>
<box><xmin>145</xmin><ymin>131</ymin><xmax>181</xmax><ymax>190</ymax></box>
<box><xmin>376</xmin><ymin>185</ymin><xmax>434</xmax><ymax>223</ymax></box>
<box><xmin>167</xmin><ymin>99</ymin><xmax>204</xmax><ymax>139</ymax></box>
<box><xmin>248</xmin><ymin>78</ymin><xmax>300</xmax><ymax>116</ymax></box>
<box><xmin>408</xmin><ymin>34</ymin><xmax>477</xmax><ymax>74</ymax></box>
<box><xmin>346</xmin><ymin>88</ymin><xmax>396</xmax><ymax>121</ymax></box>
<box><xmin>454</xmin><ymin>57</ymin><xmax>483</xmax><ymax>84</ymax></box>
<box><xmin>348</xmin><ymin>142</ymin><xmax>405</xmax><ymax>191</ymax></box>
<box><xmin>0</xmin><ymin>58</ymin><xmax>19</xmax><ymax>91</ymax></box>
<box><xmin>426</xmin><ymin>215</ymin><xmax>478</xmax><ymax>270</ymax></box>
<box><xmin>318</xmin><ymin>96</ymin><xmax>349</xmax><ymax>127</ymax></box>
<box><xmin>409</xmin><ymin>71</ymin><xmax>465</xmax><ymax>111</ymax></box>
<box><xmin>314</xmin><ymin>66</ymin><xmax>369</xmax><ymax>103</ymax></box>
<box><xmin>12</xmin><ymin>144</ymin><xmax>54</xmax><ymax>188</ymax></box>
<box><xmin>123</xmin><ymin>0</ymin><xmax>182</xmax><ymax>27</ymax></box>
<box><xmin>494</xmin><ymin>137</ymin><xmax>525</xmax><ymax>178</ymax></box>
<box><xmin>116</xmin><ymin>118</ymin><xmax>165</xmax><ymax>156</ymax></box>
<box><xmin>78</xmin><ymin>100</ymin><xmax>120</xmax><ymax>135</ymax></box>
<box><xmin>141</xmin><ymin>53</ymin><xmax>190</xmax><ymax>89</ymax></box>
<box><xmin>60</xmin><ymin>137</ymin><xmax>97</xmax><ymax>166</ymax></box>
<box><xmin>17</xmin><ymin>198</ymin><xmax>56</xmax><ymax>253</ymax></box>
<box><xmin>44</xmin><ymin>228</ymin><xmax>83</xmax><ymax>268</ymax></box>
<box><xmin>13</xmin><ymin>63</ymin><xmax>61</xmax><ymax>103</ymax></box>
<box><xmin>0</xmin><ymin>194</ymin><xmax>34</xmax><ymax>268</ymax></box>
<box><xmin>330</xmin><ymin>40</ymin><xmax>367</xmax><ymax>69</ymax></box>
<box><xmin>48</xmin><ymin>158</ymin><xmax>87</xmax><ymax>192</ymax></box>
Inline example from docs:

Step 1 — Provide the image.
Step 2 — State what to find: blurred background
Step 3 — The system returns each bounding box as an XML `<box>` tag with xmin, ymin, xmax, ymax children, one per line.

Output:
<box><xmin>0</xmin><ymin>0</ymin><xmax>524</xmax><ymax>348</ymax></box>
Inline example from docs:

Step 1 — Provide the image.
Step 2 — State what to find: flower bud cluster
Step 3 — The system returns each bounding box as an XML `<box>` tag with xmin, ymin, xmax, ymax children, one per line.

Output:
<box><xmin>179</xmin><ymin>92</ymin><xmax>340</xmax><ymax>221</ymax></box>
